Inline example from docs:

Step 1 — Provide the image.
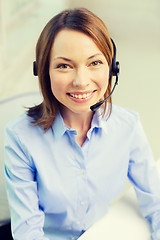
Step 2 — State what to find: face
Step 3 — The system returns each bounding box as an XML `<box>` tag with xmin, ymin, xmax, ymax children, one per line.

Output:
<box><xmin>49</xmin><ymin>29</ymin><xmax>109</xmax><ymax>115</ymax></box>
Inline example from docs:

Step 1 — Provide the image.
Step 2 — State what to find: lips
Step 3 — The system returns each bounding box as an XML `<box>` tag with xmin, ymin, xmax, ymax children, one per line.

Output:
<box><xmin>69</xmin><ymin>92</ymin><xmax>92</xmax><ymax>99</ymax></box>
<box><xmin>68</xmin><ymin>90</ymin><xmax>95</xmax><ymax>98</ymax></box>
<box><xmin>67</xmin><ymin>90</ymin><xmax>96</xmax><ymax>102</ymax></box>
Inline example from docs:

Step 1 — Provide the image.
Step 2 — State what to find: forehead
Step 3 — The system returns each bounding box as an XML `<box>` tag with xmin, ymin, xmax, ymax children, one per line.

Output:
<box><xmin>50</xmin><ymin>29</ymin><xmax>103</xmax><ymax>58</ymax></box>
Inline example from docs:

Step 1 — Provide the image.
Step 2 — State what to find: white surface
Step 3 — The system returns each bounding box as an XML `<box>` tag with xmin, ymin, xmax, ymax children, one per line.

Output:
<box><xmin>78</xmin><ymin>189</ymin><xmax>150</xmax><ymax>240</ymax></box>
<box><xmin>78</xmin><ymin>160</ymin><xmax>160</xmax><ymax>240</ymax></box>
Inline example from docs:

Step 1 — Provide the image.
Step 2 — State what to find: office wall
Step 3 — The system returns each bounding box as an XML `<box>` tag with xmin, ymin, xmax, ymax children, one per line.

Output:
<box><xmin>0</xmin><ymin>0</ymin><xmax>67</xmax><ymax>99</ymax></box>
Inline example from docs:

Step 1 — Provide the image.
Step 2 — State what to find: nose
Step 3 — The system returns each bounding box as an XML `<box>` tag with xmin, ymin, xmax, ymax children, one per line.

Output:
<box><xmin>73</xmin><ymin>67</ymin><xmax>90</xmax><ymax>88</ymax></box>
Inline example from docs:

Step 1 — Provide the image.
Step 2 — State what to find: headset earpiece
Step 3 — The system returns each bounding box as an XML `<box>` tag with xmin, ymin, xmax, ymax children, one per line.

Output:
<box><xmin>110</xmin><ymin>39</ymin><xmax>120</xmax><ymax>83</ymax></box>
<box><xmin>33</xmin><ymin>61</ymin><xmax>38</xmax><ymax>76</ymax></box>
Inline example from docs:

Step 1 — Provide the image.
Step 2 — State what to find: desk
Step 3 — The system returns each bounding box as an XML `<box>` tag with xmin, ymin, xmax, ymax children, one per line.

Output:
<box><xmin>78</xmin><ymin>188</ymin><xmax>150</xmax><ymax>240</ymax></box>
<box><xmin>78</xmin><ymin>160</ymin><xmax>160</xmax><ymax>240</ymax></box>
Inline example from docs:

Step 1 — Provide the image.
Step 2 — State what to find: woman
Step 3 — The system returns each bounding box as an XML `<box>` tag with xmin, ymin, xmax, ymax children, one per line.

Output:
<box><xmin>4</xmin><ymin>8</ymin><xmax>160</xmax><ymax>240</ymax></box>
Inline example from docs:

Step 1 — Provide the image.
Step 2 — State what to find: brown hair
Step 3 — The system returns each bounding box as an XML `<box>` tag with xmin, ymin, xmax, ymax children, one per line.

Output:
<box><xmin>27</xmin><ymin>8</ymin><xmax>113</xmax><ymax>131</ymax></box>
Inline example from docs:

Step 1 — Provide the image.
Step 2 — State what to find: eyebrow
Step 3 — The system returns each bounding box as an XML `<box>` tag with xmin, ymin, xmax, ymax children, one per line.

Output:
<box><xmin>87</xmin><ymin>53</ymin><xmax>103</xmax><ymax>59</ymax></box>
<box><xmin>54</xmin><ymin>57</ymin><xmax>72</xmax><ymax>62</ymax></box>
<box><xmin>54</xmin><ymin>53</ymin><xmax>103</xmax><ymax>62</ymax></box>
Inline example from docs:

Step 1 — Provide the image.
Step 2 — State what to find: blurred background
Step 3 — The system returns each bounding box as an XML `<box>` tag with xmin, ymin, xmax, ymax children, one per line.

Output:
<box><xmin>0</xmin><ymin>0</ymin><xmax>160</xmax><ymax>160</ymax></box>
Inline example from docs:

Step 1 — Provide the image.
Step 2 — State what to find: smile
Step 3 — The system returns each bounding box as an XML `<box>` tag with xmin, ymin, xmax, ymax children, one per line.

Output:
<box><xmin>67</xmin><ymin>91</ymin><xmax>96</xmax><ymax>103</ymax></box>
<box><xmin>69</xmin><ymin>92</ymin><xmax>92</xmax><ymax>99</ymax></box>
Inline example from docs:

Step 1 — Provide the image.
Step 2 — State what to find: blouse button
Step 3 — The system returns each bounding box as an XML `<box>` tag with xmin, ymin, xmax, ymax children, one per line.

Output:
<box><xmin>80</xmin><ymin>169</ymin><xmax>84</xmax><ymax>174</ymax></box>
<box><xmin>81</xmin><ymin>201</ymin><xmax>85</xmax><ymax>206</ymax></box>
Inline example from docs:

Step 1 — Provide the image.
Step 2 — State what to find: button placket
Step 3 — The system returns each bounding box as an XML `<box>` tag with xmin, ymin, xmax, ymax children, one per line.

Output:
<box><xmin>73</xmin><ymin>136</ymin><xmax>89</xmax><ymax>230</ymax></box>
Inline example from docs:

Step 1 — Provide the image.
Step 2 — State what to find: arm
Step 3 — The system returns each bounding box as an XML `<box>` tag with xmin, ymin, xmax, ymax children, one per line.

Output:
<box><xmin>4</xmin><ymin>126</ymin><xmax>49</xmax><ymax>240</ymax></box>
<box><xmin>128</xmin><ymin>118</ymin><xmax>160</xmax><ymax>240</ymax></box>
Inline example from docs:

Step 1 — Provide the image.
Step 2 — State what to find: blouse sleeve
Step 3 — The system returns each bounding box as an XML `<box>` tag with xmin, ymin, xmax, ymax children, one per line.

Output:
<box><xmin>4</xmin><ymin>126</ymin><xmax>49</xmax><ymax>240</ymax></box>
<box><xmin>128</xmin><ymin>117</ymin><xmax>160</xmax><ymax>240</ymax></box>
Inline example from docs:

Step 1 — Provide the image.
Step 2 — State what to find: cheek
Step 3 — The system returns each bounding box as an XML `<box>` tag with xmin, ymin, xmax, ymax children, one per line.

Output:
<box><xmin>50</xmin><ymin>74</ymin><xmax>65</xmax><ymax>96</ymax></box>
<box><xmin>95</xmin><ymin>69</ymin><xmax>109</xmax><ymax>89</ymax></box>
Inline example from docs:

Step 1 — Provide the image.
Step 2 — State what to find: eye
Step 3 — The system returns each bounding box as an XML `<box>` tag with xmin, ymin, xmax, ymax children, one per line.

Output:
<box><xmin>90</xmin><ymin>60</ymin><xmax>103</xmax><ymax>66</ymax></box>
<box><xmin>57</xmin><ymin>64</ymin><xmax>71</xmax><ymax>69</ymax></box>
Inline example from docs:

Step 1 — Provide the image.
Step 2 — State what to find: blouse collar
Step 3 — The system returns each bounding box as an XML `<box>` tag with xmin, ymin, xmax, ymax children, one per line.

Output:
<box><xmin>52</xmin><ymin>109</ymin><xmax>109</xmax><ymax>140</ymax></box>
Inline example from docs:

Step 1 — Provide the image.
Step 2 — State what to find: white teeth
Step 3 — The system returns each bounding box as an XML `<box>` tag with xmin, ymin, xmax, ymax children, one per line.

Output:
<box><xmin>70</xmin><ymin>93</ymin><xmax>92</xmax><ymax>99</ymax></box>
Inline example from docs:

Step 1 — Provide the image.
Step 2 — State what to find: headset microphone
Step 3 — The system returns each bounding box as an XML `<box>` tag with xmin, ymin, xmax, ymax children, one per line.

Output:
<box><xmin>90</xmin><ymin>75</ymin><xmax>118</xmax><ymax>111</ymax></box>
<box><xmin>90</xmin><ymin>39</ymin><xmax>120</xmax><ymax>112</ymax></box>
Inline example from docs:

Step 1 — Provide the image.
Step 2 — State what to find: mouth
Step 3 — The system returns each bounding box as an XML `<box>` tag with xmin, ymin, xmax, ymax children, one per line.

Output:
<box><xmin>67</xmin><ymin>90</ymin><xmax>96</xmax><ymax>102</ymax></box>
<box><xmin>68</xmin><ymin>92</ymin><xmax>92</xmax><ymax>99</ymax></box>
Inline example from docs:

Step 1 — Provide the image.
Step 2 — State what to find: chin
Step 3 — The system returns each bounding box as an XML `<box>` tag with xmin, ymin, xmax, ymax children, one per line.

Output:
<box><xmin>65</xmin><ymin>105</ymin><xmax>92</xmax><ymax>114</ymax></box>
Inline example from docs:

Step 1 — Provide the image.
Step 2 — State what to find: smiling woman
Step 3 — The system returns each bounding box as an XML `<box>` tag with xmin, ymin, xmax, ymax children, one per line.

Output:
<box><xmin>28</xmin><ymin>8</ymin><xmax>113</xmax><ymax>131</ymax></box>
<box><xmin>4</xmin><ymin>7</ymin><xmax>160</xmax><ymax>240</ymax></box>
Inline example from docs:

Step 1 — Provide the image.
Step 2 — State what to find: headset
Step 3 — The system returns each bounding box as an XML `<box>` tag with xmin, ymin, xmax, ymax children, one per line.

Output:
<box><xmin>33</xmin><ymin>39</ymin><xmax>120</xmax><ymax>111</ymax></box>
<box><xmin>90</xmin><ymin>39</ymin><xmax>120</xmax><ymax>111</ymax></box>
<box><xmin>109</xmin><ymin>39</ymin><xmax>120</xmax><ymax>81</ymax></box>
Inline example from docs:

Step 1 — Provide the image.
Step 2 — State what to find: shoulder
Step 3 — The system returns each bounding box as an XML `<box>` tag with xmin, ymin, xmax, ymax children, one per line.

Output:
<box><xmin>102</xmin><ymin>104</ymin><xmax>140</xmax><ymax>133</ymax></box>
<box><xmin>5</xmin><ymin>113</ymin><xmax>43</xmax><ymax>140</ymax></box>
<box><xmin>6</xmin><ymin>113</ymin><xmax>34</xmax><ymax>131</ymax></box>
<box><xmin>111</xmin><ymin>104</ymin><xmax>139</xmax><ymax>123</ymax></box>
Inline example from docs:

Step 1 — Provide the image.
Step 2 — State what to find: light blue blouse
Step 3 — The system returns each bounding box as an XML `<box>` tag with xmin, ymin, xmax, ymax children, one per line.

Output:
<box><xmin>4</xmin><ymin>105</ymin><xmax>160</xmax><ymax>240</ymax></box>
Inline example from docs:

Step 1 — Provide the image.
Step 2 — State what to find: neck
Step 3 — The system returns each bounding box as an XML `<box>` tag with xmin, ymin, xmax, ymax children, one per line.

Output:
<box><xmin>60</xmin><ymin>108</ymin><xmax>94</xmax><ymax>133</ymax></box>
